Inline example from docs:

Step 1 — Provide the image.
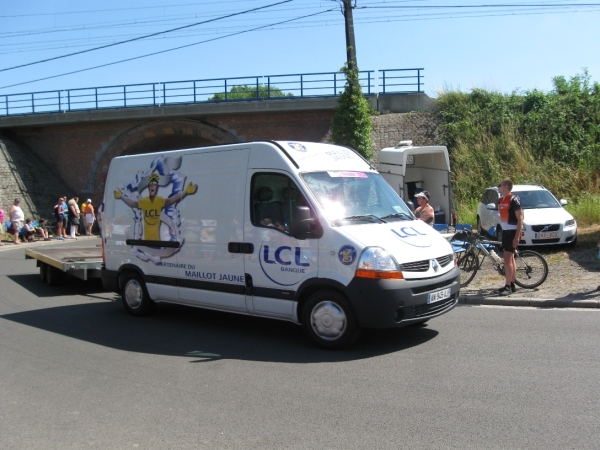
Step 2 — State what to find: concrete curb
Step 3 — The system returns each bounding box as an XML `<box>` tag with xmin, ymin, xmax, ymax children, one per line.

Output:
<box><xmin>459</xmin><ymin>295</ymin><xmax>600</xmax><ymax>309</ymax></box>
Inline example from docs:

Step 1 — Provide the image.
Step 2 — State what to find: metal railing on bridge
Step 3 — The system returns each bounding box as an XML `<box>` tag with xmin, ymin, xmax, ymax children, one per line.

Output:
<box><xmin>0</xmin><ymin>68</ymin><xmax>423</xmax><ymax>117</ymax></box>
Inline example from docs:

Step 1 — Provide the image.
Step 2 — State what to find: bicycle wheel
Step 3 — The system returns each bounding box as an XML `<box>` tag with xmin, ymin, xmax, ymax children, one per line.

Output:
<box><xmin>458</xmin><ymin>250</ymin><xmax>479</xmax><ymax>287</ymax></box>
<box><xmin>514</xmin><ymin>250</ymin><xmax>548</xmax><ymax>289</ymax></box>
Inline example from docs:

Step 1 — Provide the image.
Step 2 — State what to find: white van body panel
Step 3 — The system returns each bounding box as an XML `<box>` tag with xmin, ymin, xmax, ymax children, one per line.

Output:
<box><xmin>378</xmin><ymin>144</ymin><xmax>452</xmax><ymax>225</ymax></box>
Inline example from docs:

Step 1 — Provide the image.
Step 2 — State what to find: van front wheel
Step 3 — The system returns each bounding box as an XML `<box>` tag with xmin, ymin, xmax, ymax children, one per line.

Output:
<box><xmin>301</xmin><ymin>290</ymin><xmax>361</xmax><ymax>350</ymax></box>
<box><xmin>121</xmin><ymin>272</ymin><xmax>154</xmax><ymax>316</ymax></box>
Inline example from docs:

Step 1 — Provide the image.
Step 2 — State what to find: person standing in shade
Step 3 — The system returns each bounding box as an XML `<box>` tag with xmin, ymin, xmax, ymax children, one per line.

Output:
<box><xmin>413</xmin><ymin>191</ymin><xmax>435</xmax><ymax>226</ymax></box>
<box><xmin>497</xmin><ymin>179</ymin><xmax>523</xmax><ymax>296</ymax></box>
<box><xmin>54</xmin><ymin>197</ymin><xmax>65</xmax><ymax>241</ymax></box>
<box><xmin>0</xmin><ymin>203</ymin><xmax>5</xmax><ymax>246</ymax></box>
<box><xmin>67</xmin><ymin>197</ymin><xmax>80</xmax><ymax>239</ymax></box>
<box><xmin>62</xmin><ymin>196</ymin><xmax>69</xmax><ymax>238</ymax></box>
<box><xmin>80</xmin><ymin>199</ymin><xmax>87</xmax><ymax>235</ymax></box>
<box><xmin>84</xmin><ymin>199</ymin><xmax>95</xmax><ymax>236</ymax></box>
<box><xmin>10</xmin><ymin>198</ymin><xmax>25</xmax><ymax>245</ymax></box>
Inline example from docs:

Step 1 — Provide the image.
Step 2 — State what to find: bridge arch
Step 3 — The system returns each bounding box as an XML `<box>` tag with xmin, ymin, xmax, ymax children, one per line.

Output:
<box><xmin>89</xmin><ymin>119</ymin><xmax>240</xmax><ymax>195</ymax></box>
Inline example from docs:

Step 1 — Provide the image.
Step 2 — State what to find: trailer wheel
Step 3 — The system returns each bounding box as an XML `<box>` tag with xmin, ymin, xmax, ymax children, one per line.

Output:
<box><xmin>301</xmin><ymin>290</ymin><xmax>361</xmax><ymax>350</ymax></box>
<box><xmin>46</xmin><ymin>266</ymin><xmax>62</xmax><ymax>286</ymax></box>
<box><xmin>121</xmin><ymin>272</ymin><xmax>155</xmax><ymax>316</ymax></box>
<box><xmin>39</xmin><ymin>263</ymin><xmax>48</xmax><ymax>283</ymax></box>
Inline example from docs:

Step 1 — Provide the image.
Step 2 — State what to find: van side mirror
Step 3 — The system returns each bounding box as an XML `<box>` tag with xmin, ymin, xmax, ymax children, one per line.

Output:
<box><xmin>291</xmin><ymin>206</ymin><xmax>317</xmax><ymax>240</ymax></box>
<box><xmin>486</xmin><ymin>203</ymin><xmax>497</xmax><ymax>211</ymax></box>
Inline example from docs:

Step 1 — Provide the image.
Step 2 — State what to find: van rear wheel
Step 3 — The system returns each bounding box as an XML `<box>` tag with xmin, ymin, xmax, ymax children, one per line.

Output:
<box><xmin>301</xmin><ymin>290</ymin><xmax>361</xmax><ymax>350</ymax></box>
<box><xmin>121</xmin><ymin>272</ymin><xmax>154</xmax><ymax>316</ymax></box>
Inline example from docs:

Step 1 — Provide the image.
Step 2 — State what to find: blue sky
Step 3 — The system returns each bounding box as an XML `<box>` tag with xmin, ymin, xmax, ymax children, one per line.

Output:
<box><xmin>1</xmin><ymin>1</ymin><xmax>599</xmax><ymax>98</ymax></box>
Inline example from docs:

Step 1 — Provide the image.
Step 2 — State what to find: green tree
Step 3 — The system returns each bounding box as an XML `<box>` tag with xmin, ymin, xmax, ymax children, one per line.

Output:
<box><xmin>330</xmin><ymin>65</ymin><xmax>373</xmax><ymax>159</ymax></box>
<box><xmin>209</xmin><ymin>84</ymin><xmax>292</xmax><ymax>101</ymax></box>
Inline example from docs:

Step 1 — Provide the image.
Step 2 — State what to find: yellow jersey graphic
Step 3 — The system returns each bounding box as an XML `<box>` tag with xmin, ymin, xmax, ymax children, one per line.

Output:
<box><xmin>138</xmin><ymin>195</ymin><xmax>166</xmax><ymax>240</ymax></box>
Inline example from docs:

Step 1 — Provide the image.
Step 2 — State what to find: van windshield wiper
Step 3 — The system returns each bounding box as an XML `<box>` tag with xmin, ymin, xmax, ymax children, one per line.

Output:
<box><xmin>380</xmin><ymin>212</ymin><xmax>413</xmax><ymax>221</ymax></box>
<box><xmin>335</xmin><ymin>214</ymin><xmax>386</xmax><ymax>224</ymax></box>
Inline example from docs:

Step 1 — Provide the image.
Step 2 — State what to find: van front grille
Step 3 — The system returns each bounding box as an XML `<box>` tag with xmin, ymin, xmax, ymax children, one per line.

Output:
<box><xmin>436</xmin><ymin>254</ymin><xmax>453</xmax><ymax>267</ymax></box>
<box><xmin>401</xmin><ymin>259</ymin><xmax>430</xmax><ymax>272</ymax></box>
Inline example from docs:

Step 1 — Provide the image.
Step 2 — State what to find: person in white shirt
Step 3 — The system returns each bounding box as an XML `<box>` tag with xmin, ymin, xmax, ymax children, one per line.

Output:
<box><xmin>9</xmin><ymin>198</ymin><xmax>24</xmax><ymax>245</ymax></box>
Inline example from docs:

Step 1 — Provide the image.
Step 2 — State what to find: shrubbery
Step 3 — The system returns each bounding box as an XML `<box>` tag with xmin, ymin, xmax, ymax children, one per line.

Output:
<box><xmin>436</xmin><ymin>70</ymin><xmax>600</xmax><ymax>224</ymax></box>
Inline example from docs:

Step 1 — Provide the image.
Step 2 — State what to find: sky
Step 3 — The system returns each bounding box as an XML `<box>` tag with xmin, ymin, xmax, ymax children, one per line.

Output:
<box><xmin>1</xmin><ymin>0</ymin><xmax>599</xmax><ymax>100</ymax></box>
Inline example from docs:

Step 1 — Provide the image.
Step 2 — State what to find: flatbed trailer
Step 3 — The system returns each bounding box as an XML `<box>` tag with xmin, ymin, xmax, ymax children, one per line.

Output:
<box><xmin>25</xmin><ymin>246</ymin><xmax>103</xmax><ymax>286</ymax></box>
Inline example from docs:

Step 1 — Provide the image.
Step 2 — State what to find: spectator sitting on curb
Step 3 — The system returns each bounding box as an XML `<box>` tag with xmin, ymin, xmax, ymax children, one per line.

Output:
<box><xmin>21</xmin><ymin>218</ymin><xmax>36</xmax><ymax>242</ymax></box>
<box><xmin>36</xmin><ymin>219</ymin><xmax>50</xmax><ymax>240</ymax></box>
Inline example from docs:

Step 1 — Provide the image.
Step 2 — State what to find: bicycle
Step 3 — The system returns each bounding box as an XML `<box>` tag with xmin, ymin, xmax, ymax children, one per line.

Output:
<box><xmin>451</xmin><ymin>229</ymin><xmax>548</xmax><ymax>289</ymax></box>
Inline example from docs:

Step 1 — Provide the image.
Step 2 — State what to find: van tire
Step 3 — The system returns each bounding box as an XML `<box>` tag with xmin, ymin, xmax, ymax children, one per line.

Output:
<box><xmin>121</xmin><ymin>272</ymin><xmax>155</xmax><ymax>316</ymax></box>
<box><xmin>301</xmin><ymin>290</ymin><xmax>361</xmax><ymax>350</ymax></box>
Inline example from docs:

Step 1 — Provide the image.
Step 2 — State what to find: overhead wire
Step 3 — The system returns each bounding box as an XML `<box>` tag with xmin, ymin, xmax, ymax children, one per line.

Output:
<box><xmin>0</xmin><ymin>0</ymin><xmax>294</xmax><ymax>73</ymax></box>
<box><xmin>0</xmin><ymin>8</ymin><xmax>335</xmax><ymax>90</ymax></box>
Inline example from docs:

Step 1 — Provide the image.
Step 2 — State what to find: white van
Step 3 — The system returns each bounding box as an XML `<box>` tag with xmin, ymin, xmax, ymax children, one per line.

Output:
<box><xmin>101</xmin><ymin>141</ymin><xmax>459</xmax><ymax>349</ymax></box>
<box><xmin>378</xmin><ymin>141</ymin><xmax>453</xmax><ymax>227</ymax></box>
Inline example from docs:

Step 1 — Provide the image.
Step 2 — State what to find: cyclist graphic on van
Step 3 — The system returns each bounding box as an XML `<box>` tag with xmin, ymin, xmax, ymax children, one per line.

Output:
<box><xmin>113</xmin><ymin>154</ymin><xmax>197</xmax><ymax>263</ymax></box>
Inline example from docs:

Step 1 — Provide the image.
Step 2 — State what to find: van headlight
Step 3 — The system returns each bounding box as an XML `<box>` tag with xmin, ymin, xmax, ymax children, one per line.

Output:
<box><xmin>565</xmin><ymin>219</ymin><xmax>575</xmax><ymax>227</ymax></box>
<box><xmin>355</xmin><ymin>247</ymin><xmax>403</xmax><ymax>280</ymax></box>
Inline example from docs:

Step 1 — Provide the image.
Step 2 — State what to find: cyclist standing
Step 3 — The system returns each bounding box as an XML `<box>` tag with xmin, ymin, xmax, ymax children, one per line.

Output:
<box><xmin>497</xmin><ymin>179</ymin><xmax>523</xmax><ymax>296</ymax></box>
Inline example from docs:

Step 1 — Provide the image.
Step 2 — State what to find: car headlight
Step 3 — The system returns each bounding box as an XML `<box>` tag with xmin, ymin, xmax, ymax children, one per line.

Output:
<box><xmin>355</xmin><ymin>247</ymin><xmax>403</xmax><ymax>279</ymax></box>
<box><xmin>565</xmin><ymin>219</ymin><xmax>575</xmax><ymax>227</ymax></box>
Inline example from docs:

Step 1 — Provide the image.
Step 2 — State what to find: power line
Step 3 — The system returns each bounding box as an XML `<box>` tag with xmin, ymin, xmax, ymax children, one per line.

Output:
<box><xmin>0</xmin><ymin>0</ymin><xmax>294</xmax><ymax>73</ymax></box>
<box><xmin>0</xmin><ymin>8</ymin><xmax>334</xmax><ymax>90</ymax></box>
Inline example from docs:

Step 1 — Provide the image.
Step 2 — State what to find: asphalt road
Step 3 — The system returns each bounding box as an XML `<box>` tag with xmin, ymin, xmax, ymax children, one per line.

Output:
<box><xmin>1</xmin><ymin>242</ymin><xmax>599</xmax><ymax>449</ymax></box>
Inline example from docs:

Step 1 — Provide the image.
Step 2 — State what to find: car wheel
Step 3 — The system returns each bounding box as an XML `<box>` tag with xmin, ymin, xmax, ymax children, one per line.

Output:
<box><xmin>476</xmin><ymin>216</ymin><xmax>483</xmax><ymax>234</ymax></box>
<box><xmin>121</xmin><ymin>272</ymin><xmax>155</xmax><ymax>316</ymax></box>
<box><xmin>301</xmin><ymin>290</ymin><xmax>362</xmax><ymax>350</ymax></box>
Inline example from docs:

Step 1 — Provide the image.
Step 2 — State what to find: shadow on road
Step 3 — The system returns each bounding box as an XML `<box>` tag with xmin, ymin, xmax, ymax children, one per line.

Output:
<box><xmin>1</xmin><ymin>285</ymin><xmax>440</xmax><ymax>363</ymax></box>
<box><xmin>8</xmin><ymin>274</ymin><xmax>108</xmax><ymax>298</ymax></box>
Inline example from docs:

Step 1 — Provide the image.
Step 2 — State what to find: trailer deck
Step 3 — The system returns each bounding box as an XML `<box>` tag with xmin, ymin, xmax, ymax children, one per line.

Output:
<box><xmin>25</xmin><ymin>246</ymin><xmax>103</xmax><ymax>285</ymax></box>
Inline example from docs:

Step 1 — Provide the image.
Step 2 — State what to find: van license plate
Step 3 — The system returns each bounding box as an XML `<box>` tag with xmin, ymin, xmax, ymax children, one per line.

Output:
<box><xmin>534</xmin><ymin>231</ymin><xmax>559</xmax><ymax>239</ymax></box>
<box><xmin>428</xmin><ymin>288</ymin><xmax>451</xmax><ymax>304</ymax></box>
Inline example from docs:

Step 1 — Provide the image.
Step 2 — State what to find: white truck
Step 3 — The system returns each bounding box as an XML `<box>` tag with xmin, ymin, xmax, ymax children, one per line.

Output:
<box><xmin>378</xmin><ymin>140</ymin><xmax>453</xmax><ymax>228</ymax></box>
<box><xmin>100</xmin><ymin>141</ymin><xmax>459</xmax><ymax>349</ymax></box>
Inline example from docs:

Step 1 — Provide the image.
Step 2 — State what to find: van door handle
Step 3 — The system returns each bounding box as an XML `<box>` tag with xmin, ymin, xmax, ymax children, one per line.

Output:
<box><xmin>228</xmin><ymin>242</ymin><xmax>254</xmax><ymax>254</ymax></box>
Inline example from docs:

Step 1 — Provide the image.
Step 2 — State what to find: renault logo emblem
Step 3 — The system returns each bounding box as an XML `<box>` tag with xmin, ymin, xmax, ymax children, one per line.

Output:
<box><xmin>431</xmin><ymin>259</ymin><xmax>440</xmax><ymax>273</ymax></box>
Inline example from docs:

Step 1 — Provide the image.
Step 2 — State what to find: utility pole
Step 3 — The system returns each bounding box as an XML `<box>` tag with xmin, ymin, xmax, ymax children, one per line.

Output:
<box><xmin>343</xmin><ymin>0</ymin><xmax>358</xmax><ymax>73</ymax></box>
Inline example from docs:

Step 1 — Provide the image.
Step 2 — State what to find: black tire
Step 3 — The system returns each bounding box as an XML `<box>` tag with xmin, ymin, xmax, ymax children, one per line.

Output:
<box><xmin>46</xmin><ymin>266</ymin><xmax>63</xmax><ymax>286</ymax></box>
<box><xmin>457</xmin><ymin>250</ymin><xmax>478</xmax><ymax>287</ymax></box>
<box><xmin>121</xmin><ymin>272</ymin><xmax>155</xmax><ymax>316</ymax></box>
<box><xmin>301</xmin><ymin>290</ymin><xmax>362</xmax><ymax>350</ymax></box>
<box><xmin>40</xmin><ymin>263</ymin><xmax>48</xmax><ymax>283</ymax></box>
<box><xmin>514</xmin><ymin>250</ymin><xmax>548</xmax><ymax>289</ymax></box>
<box><xmin>476</xmin><ymin>216</ymin><xmax>483</xmax><ymax>234</ymax></box>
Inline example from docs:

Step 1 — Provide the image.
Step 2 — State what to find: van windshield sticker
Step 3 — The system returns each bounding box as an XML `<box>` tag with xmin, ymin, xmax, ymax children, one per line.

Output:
<box><xmin>327</xmin><ymin>171</ymin><xmax>368</xmax><ymax>178</ymax></box>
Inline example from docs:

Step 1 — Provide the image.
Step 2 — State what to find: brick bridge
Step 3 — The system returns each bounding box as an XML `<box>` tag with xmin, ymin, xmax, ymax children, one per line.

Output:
<box><xmin>0</xmin><ymin>93</ymin><xmax>439</xmax><ymax>220</ymax></box>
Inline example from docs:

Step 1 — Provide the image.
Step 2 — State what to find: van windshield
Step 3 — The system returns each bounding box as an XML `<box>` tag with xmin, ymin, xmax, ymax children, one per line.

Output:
<box><xmin>301</xmin><ymin>171</ymin><xmax>414</xmax><ymax>225</ymax></box>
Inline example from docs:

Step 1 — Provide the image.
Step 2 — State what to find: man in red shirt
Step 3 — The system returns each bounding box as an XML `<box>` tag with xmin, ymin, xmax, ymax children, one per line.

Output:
<box><xmin>497</xmin><ymin>179</ymin><xmax>523</xmax><ymax>296</ymax></box>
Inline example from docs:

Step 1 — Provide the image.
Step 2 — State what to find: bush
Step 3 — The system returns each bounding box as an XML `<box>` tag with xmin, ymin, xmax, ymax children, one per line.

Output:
<box><xmin>330</xmin><ymin>65</ymin><xmax>373</xmax><ymax>159</ymax></box>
